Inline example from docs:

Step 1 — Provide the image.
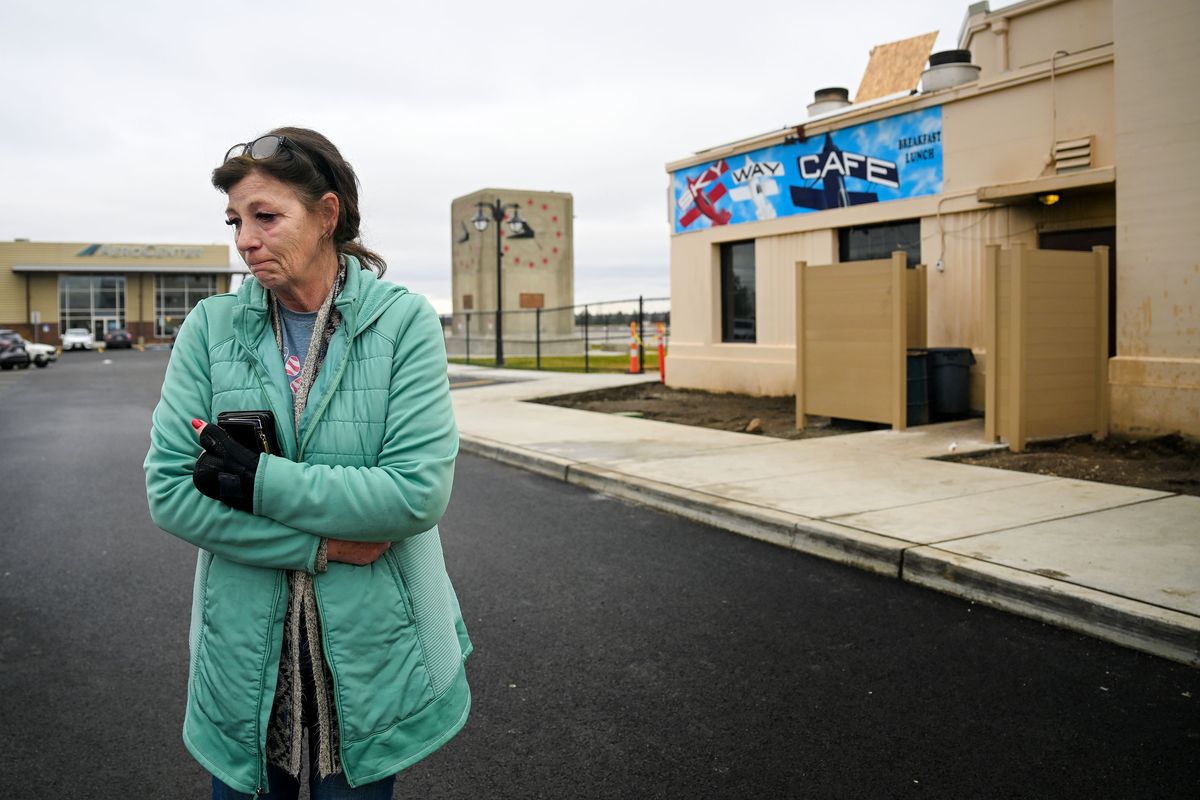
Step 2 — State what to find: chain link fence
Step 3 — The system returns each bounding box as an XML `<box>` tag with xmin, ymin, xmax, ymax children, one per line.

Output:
<box><xmin>443</xmin><ymin>295</ymin><xmax>669</xmax><ymax>374</ymax></box>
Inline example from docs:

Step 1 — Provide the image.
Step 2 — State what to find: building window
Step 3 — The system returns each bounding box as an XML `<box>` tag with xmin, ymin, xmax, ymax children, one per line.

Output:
<box><xmin>156</xmin><ymin>274</ymin><xmax>216</xmax><ymax>338</ymax></box>
<box><xmin>59</xmin><ymin>274</ymin><xmax>126</xmax><ymax>340</ymax></box>
<box><xmin>838</xmin><ymin>220</ymin><xmax>921</xmax><ymax>267</ymax></box>
<box><xmin>720</xmin><ymin>240</ymin><xmax>756</xmax><ymax>343</ymax></box>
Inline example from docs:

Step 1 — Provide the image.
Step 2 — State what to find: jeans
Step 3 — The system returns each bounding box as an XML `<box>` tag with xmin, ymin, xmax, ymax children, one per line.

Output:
<box><xmin>211</xmin><ymin>765</ymin><xmax>395</xmax><ymax>799</ymax></box>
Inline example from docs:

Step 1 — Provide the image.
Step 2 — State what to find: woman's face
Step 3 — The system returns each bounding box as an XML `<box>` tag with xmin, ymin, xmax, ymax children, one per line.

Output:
<box><xmin>224</xmin><ymin>170</ymin><xmax>338</xmax><ymax>299</ymax></box>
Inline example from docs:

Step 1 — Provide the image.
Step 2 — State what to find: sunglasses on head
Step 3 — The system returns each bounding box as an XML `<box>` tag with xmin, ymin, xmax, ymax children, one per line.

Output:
<box><xmin>224</xmin><ymin>134</ymin><xmax>289</xmax><ymax>163</ymax></box>
<box><xmin>222</xmin><ymin>134</ymin><xmax>339</xmax><ymax>192</ymax></box>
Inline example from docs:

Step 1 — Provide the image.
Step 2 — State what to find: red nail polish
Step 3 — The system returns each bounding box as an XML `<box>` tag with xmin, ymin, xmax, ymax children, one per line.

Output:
<box><xmin>191</xmin><ymin>418</ymin><xmax>204</xmax><ymax>430</ymax></box>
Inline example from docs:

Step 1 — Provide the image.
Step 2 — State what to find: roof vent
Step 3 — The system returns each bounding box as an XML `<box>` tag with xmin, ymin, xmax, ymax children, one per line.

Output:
<box><xmin>1054</xmin><ymin>136</ymin><xmax>1093</xmax><ymax>172</ymax></box>
<box><xmin>807</xmin><ymin>87</ymin><xmax>851</xmax><ymax>117</ymax></box>
<box><xmin>920</xmin><ymin>50</ymin><xmax>981</xmax><ymax>92</ymax></box>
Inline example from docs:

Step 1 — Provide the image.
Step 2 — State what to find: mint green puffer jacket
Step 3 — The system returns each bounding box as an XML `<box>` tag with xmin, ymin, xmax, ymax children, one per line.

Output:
<box><xmin>144</xmin><ymin>258</ymin><xmax>471</xmax><ymax>793</ymax></box>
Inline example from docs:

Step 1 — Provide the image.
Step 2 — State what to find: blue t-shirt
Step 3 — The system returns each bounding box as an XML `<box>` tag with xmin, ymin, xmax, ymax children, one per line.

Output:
<box><xmin>278</xmin><ymin>305</ymin><xmax>318</xmax><ymax>397</ymax></box>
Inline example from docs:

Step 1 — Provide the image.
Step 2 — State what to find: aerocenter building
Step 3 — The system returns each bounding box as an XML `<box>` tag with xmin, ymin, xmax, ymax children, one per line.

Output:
<box><xmin>665</xmin><ymin>0</ymin><xmax>1200</xmax><ymax>439</ymax></box>
<box><xmin>0</xmin><ymin>240</ymin><xmax>242</xmax><ymax>346</ymax></box>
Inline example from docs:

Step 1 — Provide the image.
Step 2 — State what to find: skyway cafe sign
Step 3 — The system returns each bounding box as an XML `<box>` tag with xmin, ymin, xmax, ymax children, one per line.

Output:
<box><xmin>672</xmin><ymin>106</ymin><xmax>943</xmax><ymax>233</ymax></box>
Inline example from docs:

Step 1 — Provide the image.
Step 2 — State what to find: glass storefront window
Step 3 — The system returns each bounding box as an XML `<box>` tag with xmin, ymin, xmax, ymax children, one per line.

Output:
<box><xmin>156</xmin><ymin>274</ymin><xmax>216</xmax><ymax>337</ymax></box>
<box><xmin>58</xmin><ymin>274</ymin><xmax>126</xmax><ymax>340</ymax></box>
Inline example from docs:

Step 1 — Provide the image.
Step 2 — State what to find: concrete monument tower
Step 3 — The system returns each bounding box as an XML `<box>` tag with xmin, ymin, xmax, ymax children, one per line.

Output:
<box><xmin>450</xmin><ymin>188</ymin><xmax>574</xmax><ymax>348</ymax></box>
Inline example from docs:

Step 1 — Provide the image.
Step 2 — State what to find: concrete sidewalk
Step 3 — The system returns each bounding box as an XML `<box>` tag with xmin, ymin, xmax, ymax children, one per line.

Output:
<box><xmin>448</xmin><ymin>364</ymin><xmax>1200</xmax><ymax>666</ymax></box>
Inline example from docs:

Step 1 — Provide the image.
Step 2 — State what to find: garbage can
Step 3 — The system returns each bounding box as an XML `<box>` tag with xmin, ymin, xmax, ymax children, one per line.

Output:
<box><xmin>906</xmin><ymin>349</ymin><xmax>929</xmax><ymax>427</ymax></box>
<box><xmin>926</xmin><ymin>347</ymin><xmax>976</xmax><ymax>418</ymax></box>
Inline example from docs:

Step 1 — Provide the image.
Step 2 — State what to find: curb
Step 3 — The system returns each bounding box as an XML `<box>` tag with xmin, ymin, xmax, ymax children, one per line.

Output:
<box><xmin>458</xmin><ymin>435</ymin><xmax>573</xmax><ymax>481</ymax></box>
<box><xmin>903</xmin><ymin>547</ymin><xmax>1200</xmax><ymax>667</ymax></box>
<box><xmin>458</xmin><ymin>433</ymin><xmax>1200</xmax><ymax>667</ymax></box>
<box><xmin>566</xmin><ymin>463</ymin><xmax>905</xmax><ymax>577</ymax></box>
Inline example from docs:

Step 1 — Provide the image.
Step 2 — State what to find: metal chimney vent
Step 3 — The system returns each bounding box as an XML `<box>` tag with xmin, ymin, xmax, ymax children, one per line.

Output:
<box><xmin>920</xmin><ymin>50</ymin><xmax>981</xmax><ymax>92</ymax></box>
<box><xmin>807</xmin><ymin>87</ymin><xmax>852</xmax><ymax>117</ymax></box>
<box><xmin>1054</xmin><ymin>137</ymin><xmax>1093</xmax><ymax>172</ymax></box>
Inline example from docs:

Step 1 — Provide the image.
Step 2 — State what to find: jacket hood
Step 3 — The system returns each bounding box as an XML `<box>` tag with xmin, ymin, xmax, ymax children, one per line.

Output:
<box><xmin>235</xmin><ymin>254</ymin><xmax>408</xmax><ymax>336</ymax></box>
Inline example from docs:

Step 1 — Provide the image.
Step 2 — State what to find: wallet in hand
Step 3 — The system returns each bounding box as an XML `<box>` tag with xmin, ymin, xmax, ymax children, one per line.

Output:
<box><xmin>216</xmin><ymin>410</ymin><xmax>281</xmax><ymax>455</ymax></box>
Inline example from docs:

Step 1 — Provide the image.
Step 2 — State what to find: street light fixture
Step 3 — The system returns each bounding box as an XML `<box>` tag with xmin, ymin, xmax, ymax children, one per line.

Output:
<box><xmin>471</xmin><ymin>199</ymin><xmax>527</xmax><ymax>366</ymax></box>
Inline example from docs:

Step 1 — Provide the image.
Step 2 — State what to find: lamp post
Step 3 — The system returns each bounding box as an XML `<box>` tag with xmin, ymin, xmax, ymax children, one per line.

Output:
<box><xmin>471</xmin><ymin>199</ymin><xmax>527</xmax><ymax>367</ymax></box>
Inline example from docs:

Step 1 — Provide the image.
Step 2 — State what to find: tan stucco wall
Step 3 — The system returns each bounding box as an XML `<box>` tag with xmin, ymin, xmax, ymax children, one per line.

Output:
<box><xmin>28</xmin><ymin>273</ymin><xmax>58</xmax><ymax>324</ymax></box>
<box><xmin>966</xmin><ymin>0</ymin><xmax>1114</xmax><ymax>79</ymax></box>
<box><xmin>0</xmin><ymin>264</ymin><xmax>22</xmax><ymax>324</ymax></box>
<box><xmin>449</xmin><ymin>189</ymin><xmax>574</xmax><ymax>338</ymax></box>
<box><xmin>668</xmin><ymin>226</ymin><xmax>837</xmax><ymax>395</ymax></box>
<box><xmin>1108</xmin><ymin>0</ymin><xmax>1200</xmax><ymax>437</ymax></box>
<box><xmin>941</xmin><ymin>58</ymin><xmax>1114</xmax><ymax>193</ymax></box>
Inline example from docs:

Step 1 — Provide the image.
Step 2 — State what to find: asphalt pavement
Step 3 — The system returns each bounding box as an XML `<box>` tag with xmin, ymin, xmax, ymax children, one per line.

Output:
<box><xmin>448</xmin><ymin>364</ymin><xmax>1200</xmax><ymax>667</ymax></box>
<box><xmin>0</xmin><ymin>351</ymin><xmax>1196</xmax><ymax>799</ymax></box>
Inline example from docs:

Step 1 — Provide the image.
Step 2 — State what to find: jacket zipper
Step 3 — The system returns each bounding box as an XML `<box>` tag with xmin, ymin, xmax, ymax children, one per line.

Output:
<box><xmin>311</xmin><ymin>577</ymin><xmax>358</xmax><ymax>788</ymax></box>
<box><xmin>299</xmin><ymin>330</ymin><xmax>359</xmax><ymax>786</ymax></box>
<box><xmin>255</xmin><ymin>570</ymin><xmax>286</xmax><ymax>795</ymax></box>
<box><xmin>233</xmin><ymin>317</ymin><xmax>292</xmax><ymax>793</ymax></box>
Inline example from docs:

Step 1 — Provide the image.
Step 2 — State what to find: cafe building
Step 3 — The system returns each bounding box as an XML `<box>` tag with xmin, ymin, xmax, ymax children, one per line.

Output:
<box><xmin>0</xmin><ymin>240</ymin><xmax>241</xmax><ymax>346</ymax></box>
<box><xmin>665</xmin><ymin>0</ymin><xmax>1199</xmax><ymax>440</ymax></box>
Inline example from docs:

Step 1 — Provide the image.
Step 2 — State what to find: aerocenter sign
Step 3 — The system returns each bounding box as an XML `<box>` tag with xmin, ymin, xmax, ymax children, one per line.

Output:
<box><xmin>672</xmin><ymin>106</ymin><xmax>944</xmax><ymax>233</ymax></box>
<box><xmin>77</xmin><ymin>244</ymin><xmax>205</xmax><ymax>259</ymax></box>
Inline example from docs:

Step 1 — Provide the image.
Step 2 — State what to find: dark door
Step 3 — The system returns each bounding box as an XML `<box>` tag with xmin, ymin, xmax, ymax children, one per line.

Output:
<box><xmin>1039</xmin><ymin>227</ymin><xmax>1116</xmax><ymax>357</ymax></box>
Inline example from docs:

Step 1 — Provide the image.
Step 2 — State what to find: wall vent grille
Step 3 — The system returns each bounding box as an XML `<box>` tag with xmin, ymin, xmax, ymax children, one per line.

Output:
<box><xmin>1055</xmin><ymin>137</ymin><xmax>1093</xmax><ymax>172</ymax></box>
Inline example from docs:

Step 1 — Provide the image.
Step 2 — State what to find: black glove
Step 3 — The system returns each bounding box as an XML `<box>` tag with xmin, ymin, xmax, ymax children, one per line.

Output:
<box><xmin>193</xmin><ymin>423</ymin><xmax>261</xmax><ymax>513</ymax></box>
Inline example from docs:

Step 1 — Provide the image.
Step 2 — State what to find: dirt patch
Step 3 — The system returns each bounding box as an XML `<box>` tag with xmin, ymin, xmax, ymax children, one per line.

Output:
<box><xmin>533</xmin><ymin>381</ymin><xmax>1200</xmax><ymax>496</ymax></box>
<box><xmin>944</xmin><ymin>434</ymin><xmax>1200</xmax><ymax>497</ymax></box>
<box><xmin>532</xmin><ymin>381</ymin><xmax>886</xmax><ymax>440</ymax></box>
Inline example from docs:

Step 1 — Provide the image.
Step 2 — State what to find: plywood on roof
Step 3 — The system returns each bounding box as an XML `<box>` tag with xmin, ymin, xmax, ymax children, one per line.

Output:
<box><xmin>855</xmin><ymin>31</ymin><xmax>939</xmax><ymax>104</ymax></box>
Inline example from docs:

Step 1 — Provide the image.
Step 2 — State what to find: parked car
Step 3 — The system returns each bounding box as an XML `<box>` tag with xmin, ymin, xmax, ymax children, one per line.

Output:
<box><xmin>19</xmin><ymin>336</ymin><xmax>58</xmax><ymax>367</ymax></box>
<box><xmin>61</xmin><ymin>328</ymin><xmax>95</xmax><ymax>350</ymax></box>
<box><xmin>103</xmin><ymin>329</ymin><xmax>133</xmax><ymax>349</ymax></box>
<box><xmin>0</xmin><ymin>328</ymin><xmax>31</xmax><ymax>370</ymax></box>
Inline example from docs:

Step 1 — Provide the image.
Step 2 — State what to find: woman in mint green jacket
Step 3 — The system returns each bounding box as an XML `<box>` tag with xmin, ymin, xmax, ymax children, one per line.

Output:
<box><xmin>144</xmin><ymin>128</ymin><xmax>471</xmax><ymax>799</ymax></box>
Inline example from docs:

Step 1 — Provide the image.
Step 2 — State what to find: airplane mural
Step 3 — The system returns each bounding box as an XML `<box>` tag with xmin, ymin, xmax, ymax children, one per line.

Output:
<box><xmin>671</xmin><ymin>106</ymin><xmax>943</xmax><ymax>233</ymax></box>
<box><xmin>729</xmin><ymin>155</ymin><xmax>781</xmax><ymax>220</ymax></box>
<box><xmin>677</xmin><ymin>159</ymin><xmax>732</xmax><ymax>228</ymax></box>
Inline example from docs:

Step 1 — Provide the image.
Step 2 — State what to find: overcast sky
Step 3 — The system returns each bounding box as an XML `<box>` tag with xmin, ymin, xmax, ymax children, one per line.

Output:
<box><xmin>1</xmin><ymin>0</ymin><xmax>984</xmax><ymax>313</ymax></box>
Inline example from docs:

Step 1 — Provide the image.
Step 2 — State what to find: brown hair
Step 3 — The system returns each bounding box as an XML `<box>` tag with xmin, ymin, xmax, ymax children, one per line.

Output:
<box><xmin>212</xmin><ymin>127</ymin><xmax>386</xmax><ymax>276</ymax></box>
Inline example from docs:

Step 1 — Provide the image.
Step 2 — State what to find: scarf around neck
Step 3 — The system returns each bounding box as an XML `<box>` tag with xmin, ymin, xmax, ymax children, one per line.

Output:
<box><xmin>265</xmin><ymin>258</ymin><xmax>347</xmax><ymax>778</ymax></box>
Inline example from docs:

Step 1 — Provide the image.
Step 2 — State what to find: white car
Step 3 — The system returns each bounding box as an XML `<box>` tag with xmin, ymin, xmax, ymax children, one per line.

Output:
<box><xmin>20</xmin><ymin>336</ymin><xmax>58</xmax><ymax>367</ymax></box>
<box><xmin>61</xmin><ymin>327</ymin><xmax>95</xmax><ymax>350</ymax></box>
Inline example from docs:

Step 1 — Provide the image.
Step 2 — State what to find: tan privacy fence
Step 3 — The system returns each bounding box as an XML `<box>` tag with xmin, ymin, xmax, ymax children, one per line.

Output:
<box><xmin>985</xmin><ymin>243</ymin><xmax>1109</xmax><ymax>452</ymax></box>
<box><xmin>795</xmin><ymin>252</ymin><xmax>926</xmax><ymax>431</ymax></box>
